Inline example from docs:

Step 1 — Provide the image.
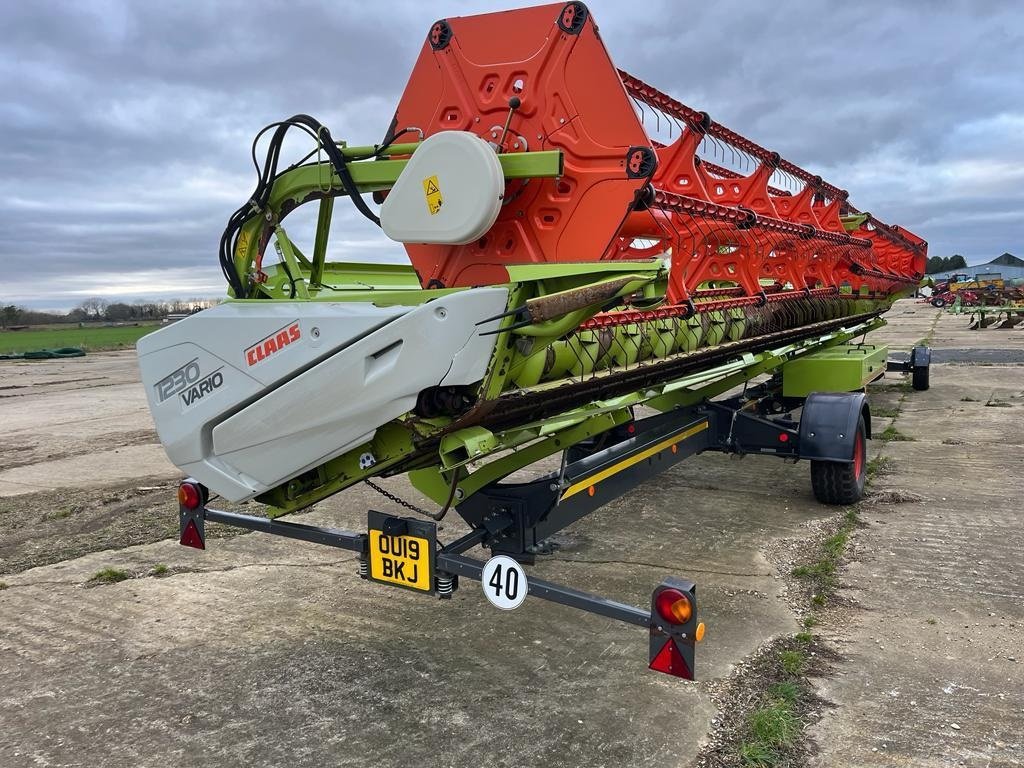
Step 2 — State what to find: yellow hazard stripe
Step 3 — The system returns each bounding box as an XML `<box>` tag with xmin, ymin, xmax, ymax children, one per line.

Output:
<box><xmin>559</xmin><ymin>420</ymin><xmax>709</xmax><ymax>502</ymax></box>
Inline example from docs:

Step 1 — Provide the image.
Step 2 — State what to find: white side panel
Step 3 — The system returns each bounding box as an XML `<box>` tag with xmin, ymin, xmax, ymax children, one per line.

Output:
<box><xmin>209</xmin><ymin>288</ymin><xmax>507</xmax><ymax>498</ymax></box>
<box><xmin>137</xmin><ymin>301</ymin><xmax>412</xmax><ymax>498</ymax></box>
<box><xmin>380</xmin><ymin>131</ymin><xmax>504</xmax><ymax>244</ymax></box>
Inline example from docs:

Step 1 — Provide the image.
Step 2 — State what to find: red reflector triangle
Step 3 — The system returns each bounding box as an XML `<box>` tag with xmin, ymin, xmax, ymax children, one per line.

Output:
<box><xmin>649</xmin><ymin>638</ymin><xmax>692</xmax><ymax>679</ymax></box>
<box><xmin>180</xmin><ymin>518</ymin><xmax>205</xmax><ymax>550</ymax></box>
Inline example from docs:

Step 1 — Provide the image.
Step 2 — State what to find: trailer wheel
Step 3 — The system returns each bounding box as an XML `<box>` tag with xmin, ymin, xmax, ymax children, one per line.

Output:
<box><xmin>810</xmin><ymin>416</ymin><xmax>867</xmax><ymax>505</ymax></box>
<box><xmin>930</xmin><ymin>297</ymin><xmax>947</xmax><ymax>308</ymax></box>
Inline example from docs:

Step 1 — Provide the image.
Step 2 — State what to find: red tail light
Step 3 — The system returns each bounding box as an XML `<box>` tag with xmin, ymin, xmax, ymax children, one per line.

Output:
<box><xmin>650</xmin><ymin>578</ymin><xmax>701</xmax><ymax>680</ymax></box>
<box><xmin>178</xmin><ymin>482</ymin><xmax>202</xmax><ymax>510</ymax></box>
<box><xmin>655</xmin><ymin>588</ymin><xmax>693</xmax><ymax>624</ymax></box>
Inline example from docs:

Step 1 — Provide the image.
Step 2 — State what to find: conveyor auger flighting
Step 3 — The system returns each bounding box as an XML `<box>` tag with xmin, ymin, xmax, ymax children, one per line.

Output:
<box><xmin>138</xmin><ymin>2</ymin><xmax>926</xmax><ymax>516</ymax></box>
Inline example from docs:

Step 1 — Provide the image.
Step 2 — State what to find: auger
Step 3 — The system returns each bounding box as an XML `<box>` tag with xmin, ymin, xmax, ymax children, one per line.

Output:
<box><xmin>138</xmin><ymin>3</ymin><xmax>929</xmax><ymax>679</ymax></box>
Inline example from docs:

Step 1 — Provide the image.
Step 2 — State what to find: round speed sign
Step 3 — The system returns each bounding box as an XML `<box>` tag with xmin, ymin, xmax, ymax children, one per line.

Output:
<box><xmin>480</xmin><ymin>555</ymin><xmax>528</xmax><ymax>610</ymax></box>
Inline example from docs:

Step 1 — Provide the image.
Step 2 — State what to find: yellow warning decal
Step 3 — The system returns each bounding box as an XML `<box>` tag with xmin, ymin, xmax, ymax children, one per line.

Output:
<box><xmin>422</xmin><ymin>175</ymin><xmax>443</xmax><ymax>215</ymax></box>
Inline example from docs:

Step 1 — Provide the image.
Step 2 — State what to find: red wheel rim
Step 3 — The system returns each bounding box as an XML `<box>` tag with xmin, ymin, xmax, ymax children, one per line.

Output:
<box><xmin>853</xmin><ymin>431</ymin><xmax>865</xmax><ymax>478</ymax></box>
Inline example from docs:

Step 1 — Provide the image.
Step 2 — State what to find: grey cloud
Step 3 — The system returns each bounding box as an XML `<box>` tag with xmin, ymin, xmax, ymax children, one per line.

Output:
<box><xmin>1</xmin><ymin>0</ymin><xmax>1021</xmax><ymax>309</ymax></box>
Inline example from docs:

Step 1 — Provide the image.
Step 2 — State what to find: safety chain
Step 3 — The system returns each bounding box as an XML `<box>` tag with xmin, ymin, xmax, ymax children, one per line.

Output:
<box><xmin>365</xmin><ymin>479</ymin><xmax>434</xmax><ymax>518</ymax></box>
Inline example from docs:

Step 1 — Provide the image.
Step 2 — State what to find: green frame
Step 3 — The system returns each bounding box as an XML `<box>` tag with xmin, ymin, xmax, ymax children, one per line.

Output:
<box><xmin>231</xmin><ymin>146</ymin><xmax>563</xmax><ymax>300</ymax></box>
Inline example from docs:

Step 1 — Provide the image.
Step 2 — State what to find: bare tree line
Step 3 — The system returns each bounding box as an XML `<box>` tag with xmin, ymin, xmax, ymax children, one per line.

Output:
<box><xmin>1</xmin><ymin>297</ymin><xmax>221</xmax><ymax>328</ymax></box>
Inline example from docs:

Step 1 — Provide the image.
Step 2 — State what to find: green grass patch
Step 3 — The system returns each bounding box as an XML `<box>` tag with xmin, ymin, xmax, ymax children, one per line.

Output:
<box><xmin>875</xmin><ymin>379</ymin><xmax>913</xmax><ymax>394</ymax></box>
<box><xmin>739</xmin><ymin>699</ymin><xmax>800</xmax><ymax>766</ymax></box>
<box><xmin>0</xmin><ymin>581</ymin><xmax>8</xmax><ymax>590</ymax></box>
<box><xmin>794</xmin><ymin>631</ymin><xmax>813</xmax><ymax>645</ymax></box>
<box><xmin>778</xmin><ymin>649</ymin><xmax>806</xmax><ymax>676</ymax></box>
<box><xmin>802</xmin><ymin>615</ymin><xmax>818</xmax><ymax>628</ymax></box>
<box><xmin>867</xmin><ymin>455</ymin><xmax>895</xmax><ymax>478</ymax></box>
<box><xmin>879</xmin><ymin>425</ymin><xmax>915</xmax><ymax>442</ymax></box>
<box><xmin>151</xmin><ymin>563</ymin><xmax>170</xmax><ymax>576</ymax></box>
<box><xmin>822</xmin><ymin>528</ymin><xmax>850</xmax><ymax>558</ymax></box>
<box><xmin>792</xmin><ymin>559</ymin><xmax>835</xmax><ymax>581</ymax></box>
<box><xmin>738</xmin><ymin>742</ymin><xmax>776</xmax><ymax>767</ymax></box>
<box><xmin>0</xmin><ymin>324</ymin><xmax>158</xmax><ymax>354</ymax></box>
<box><xmin>871</xmin><ymin>406</ymin><xmax>900</xmax><ymax>418</ymax></box>
<box><xmin>792</xmin><ymin>507</ymin><xmax>860</xmax><ymax>606</ymax></box>
<box><xmin>749</xmin><ymin>702</ymin><xmax>799</xmax><ymax>745</ymax></box>
<box><xmin>768</xmin><ymin>680</ymin><xmax>801</xmax><ymax>704</ymax></box>
<box><xmin>89</xmin><ymin>567</ymin><xmax>131</xmax><ymax>584</ymax></box>
<box><xmin>724</xmin><ymin>635</ymin><xmax>825</xmax><ymax>767</ymax></box>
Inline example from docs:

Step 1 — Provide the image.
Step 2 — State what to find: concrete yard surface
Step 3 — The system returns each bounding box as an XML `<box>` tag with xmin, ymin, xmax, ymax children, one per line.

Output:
<box><xmin>0</xmin><ymin>301</ymin><xmax>1022</xmax><ymax>767</ymax></box>
<box><xmin>810</xmin><ymin>303</ymin><xmax>1024</xmax><ymax>767</ymax></box>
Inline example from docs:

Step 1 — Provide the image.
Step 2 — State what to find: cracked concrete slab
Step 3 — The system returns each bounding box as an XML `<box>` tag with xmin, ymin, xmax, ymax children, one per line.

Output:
<box><xmin>0</xmin><ymin>346</ymin><xmax>840</xmax><ymax>767</ymax></box>
<box><xmin>2</xmin><ymin>301</ymin><xmax>1019</xmax><ymax>767</ymax></box>
<box><xmin>0</xmin><ymin>352</ymin><xmax>177</xmax><ymax>496</ymax></box>
<box><xmin>809</xmin><ymin>302</ymin><xmax>1024</xmax><ymax>767</ymax></box>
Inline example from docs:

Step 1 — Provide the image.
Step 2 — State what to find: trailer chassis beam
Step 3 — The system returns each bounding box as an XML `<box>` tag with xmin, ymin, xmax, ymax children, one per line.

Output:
<box><xmin>436</xmin><ymin>529</ymin><xmax>651</xmax><ymax>628</ymax></box>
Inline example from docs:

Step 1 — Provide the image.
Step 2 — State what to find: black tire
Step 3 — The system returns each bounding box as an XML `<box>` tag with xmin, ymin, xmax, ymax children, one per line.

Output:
<box><xmin>931</xmin><ymin>297</ymin><xmax>947</xmax><ymax>308</ymax></box>
<box><xmin>912</xmin><ymin>364</ymin><xmax>929</xmax><ymax>391</ymax></box>
<box><xmin>810</xmin><ymin>416</ymin><xmax>867</xmax><ymax>505</ymax></box>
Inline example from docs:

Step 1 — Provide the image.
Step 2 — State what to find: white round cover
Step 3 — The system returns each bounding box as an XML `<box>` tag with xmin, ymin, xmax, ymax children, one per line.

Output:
<box><xmin>381</xmin><ymin>131</ymin><xmax>504</xmax><ymax>245</ymax></box>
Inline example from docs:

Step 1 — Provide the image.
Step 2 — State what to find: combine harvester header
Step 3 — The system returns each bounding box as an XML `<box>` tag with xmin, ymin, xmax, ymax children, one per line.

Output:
<box><xmin>138</xmin><ymin>3</ymin><xmax>928</xmax><ymax>679</ymax></box>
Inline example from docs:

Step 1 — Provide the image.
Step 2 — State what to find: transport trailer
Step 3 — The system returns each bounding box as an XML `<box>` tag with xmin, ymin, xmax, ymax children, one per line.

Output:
<box><xmin>174</xmin><ymin>321</ymin><xmax>931</xmax><ymax>681</ymax></box>
<box><xmin>140</xmin><ymin>3</ymin><xmax>930</xmax><ymax>682</ymax></box>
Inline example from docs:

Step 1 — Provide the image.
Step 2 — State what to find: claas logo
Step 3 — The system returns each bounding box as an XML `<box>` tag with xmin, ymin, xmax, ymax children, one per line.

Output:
<box><xmin>246</xmin><ymin>321</ymin><xmax>301</xmax><ymax>366</ymax></box>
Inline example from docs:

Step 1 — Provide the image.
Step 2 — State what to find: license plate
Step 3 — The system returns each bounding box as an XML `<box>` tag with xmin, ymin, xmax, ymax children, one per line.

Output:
<box><xmin>367</xmin><ymin>511</ymin><xmax>435</xmax><ymax>593</ymax></box>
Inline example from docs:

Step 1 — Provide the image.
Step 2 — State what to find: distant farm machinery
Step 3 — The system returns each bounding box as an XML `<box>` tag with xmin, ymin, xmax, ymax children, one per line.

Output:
<box><xmin>951</xmin><ymin>293</ymin><xmax>1024</xmax><ymax>330</ymax></box>
<box><xmin>137</xmin><ymin>3</ymin><xmax>929</xmax><ymax>679</ymax></box>
<box><xmin>926</xmin><ymin>274</ymin><xmax>1024</xmax><ymax>328</ymax></box>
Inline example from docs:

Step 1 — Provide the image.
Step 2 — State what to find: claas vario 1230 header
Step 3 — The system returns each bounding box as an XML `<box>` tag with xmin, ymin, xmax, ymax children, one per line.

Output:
<box><xmin>138</xmin><ymin>2</ymin><xmax>930</xmax><ymax>679</ymax></box>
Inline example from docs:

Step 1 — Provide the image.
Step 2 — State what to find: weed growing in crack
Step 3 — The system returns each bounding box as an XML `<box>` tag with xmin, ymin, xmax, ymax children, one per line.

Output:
<box><xmin>734</xmin><ymin>646</ymin><xmax>811</xmax><ymax>766</ymax></box>
<box><xmin>791</xmin><ymin>506</ymin><xmax>860</xmax><ymax>606</ymax></box>
<box><xmin>768</xmin><ymin>681</ymin><xmax>801</xmax><ymax>704</ymax></box>
<box><xmin>871</xmin><ymin>406</ymin><xmax>900</xmax><ymax>418</ymax></box>
<box><xmin>880</xmin><ymin>425</ymin><xmax>915</xmax><ymax>442</ymax></box>
<box><xmin>985</xmin><ymin>397</ymin><xmax>1012</xmax><ymax>408</ymax></box>
<box><xmin>867</xmin><ymin>455</ymin><xmax>895</xmax><ymax>479</ymax></box>
<box><xmin>89</xmin><ymin>568</ymin><xmax>131</xmax><ymax>584</ymax></box>
<box><xmin>779</xmin><ymin>649</ymin><xmax>807</xmax><ymax>676</ymax></box>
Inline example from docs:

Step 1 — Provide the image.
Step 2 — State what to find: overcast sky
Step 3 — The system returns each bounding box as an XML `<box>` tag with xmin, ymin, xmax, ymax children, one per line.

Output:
<box><xmin>2</xmin><ymin>0</ymin><xmax>1022</xmax><ymax>310</ymax></box>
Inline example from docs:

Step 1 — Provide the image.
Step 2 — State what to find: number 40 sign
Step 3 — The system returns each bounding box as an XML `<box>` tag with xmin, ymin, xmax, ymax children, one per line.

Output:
<box><xmin>480</xmin><ymin>555</ymin><xmax>528</xmax><ymax>610</ymax></box>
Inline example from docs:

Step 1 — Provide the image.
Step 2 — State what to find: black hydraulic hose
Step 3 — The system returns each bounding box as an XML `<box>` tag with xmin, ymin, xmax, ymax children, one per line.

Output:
<box><xmin>288</xmin><ymin>114</ymin><xmax>380</xmax><ymax>227</ymax></box>
<box><xmin>218</xmin><ymin>114</ymin><xmax>382</xmax><ymax>298</ymax></box>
